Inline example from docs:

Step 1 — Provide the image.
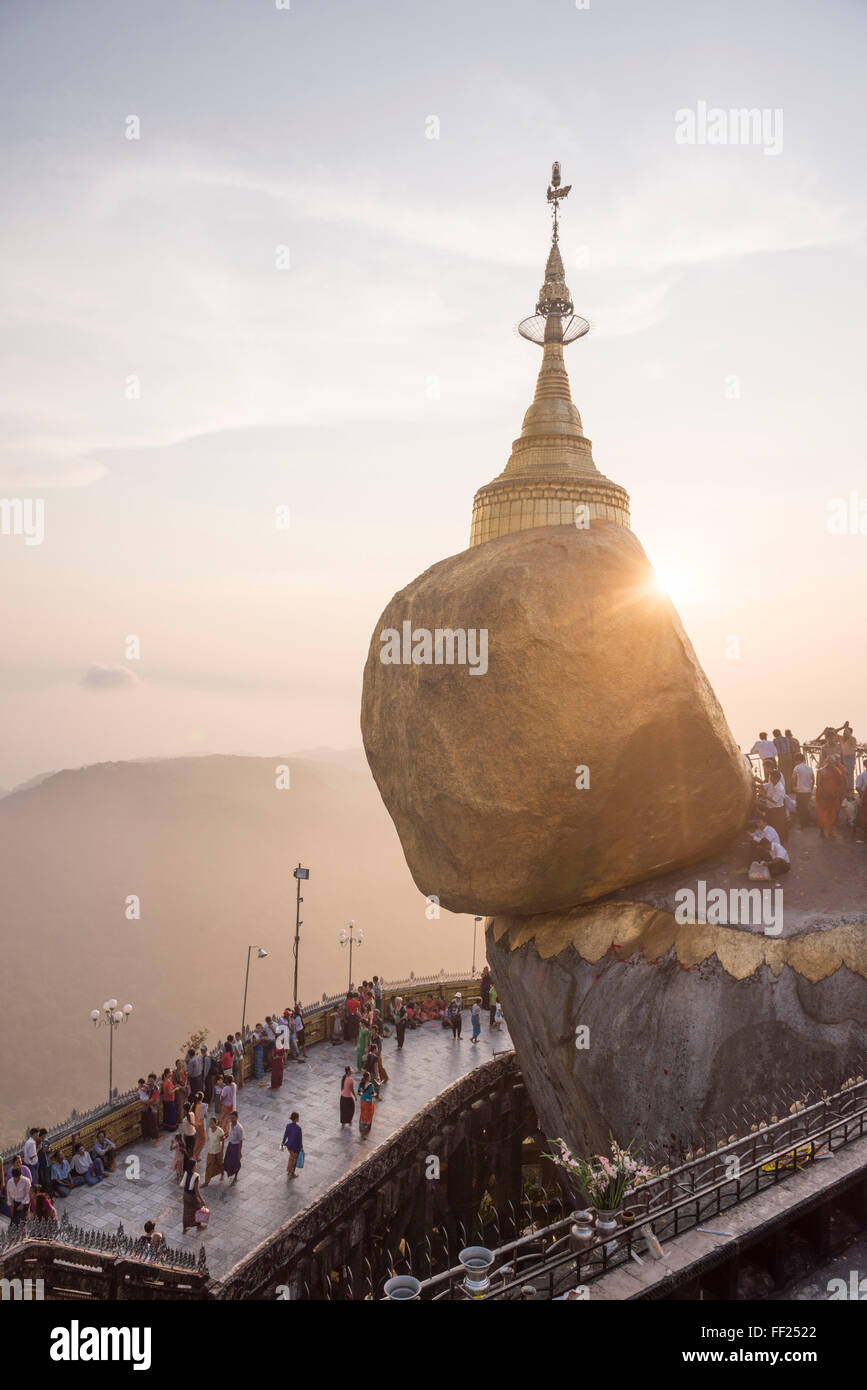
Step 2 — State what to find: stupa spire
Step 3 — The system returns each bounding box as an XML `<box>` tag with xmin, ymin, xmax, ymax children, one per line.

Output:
<box><xmin>469</xmin><ymin>162</ymin><xmax>630</xmax><ymax>547</ymax></box>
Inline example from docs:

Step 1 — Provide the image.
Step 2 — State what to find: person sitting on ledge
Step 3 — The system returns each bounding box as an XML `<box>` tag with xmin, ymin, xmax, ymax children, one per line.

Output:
<box><xmin>139</xmin><ymin>1218</ymin><xmax>163</xmax><ymax>1250</ymax></box>
<box><xmin>92</xmin><ymin>1130</ymin><xmax>116</xmax><ymax>1173</ymax></box>
<box><xmin>49</xmin><ymin>1150</ymin><xmax>73</xmax><ymax>1198</ymax></box>
<box><xmin>70</xmin><ymin>1142</ymin><xmax>102</xmax><ymax>1187</ymax></box>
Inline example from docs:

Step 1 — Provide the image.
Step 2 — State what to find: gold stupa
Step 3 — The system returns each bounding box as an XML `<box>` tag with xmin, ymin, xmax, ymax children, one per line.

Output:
<box><xmin>469</xmin><ymin>164</ymin><xmax>630</xmax><ymax>547</ymax></box>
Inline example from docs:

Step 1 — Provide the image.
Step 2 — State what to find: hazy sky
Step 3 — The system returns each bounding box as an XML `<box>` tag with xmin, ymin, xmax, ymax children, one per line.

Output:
<box><xmin>1</xmin><ymin>0</ymin><xmax>866</xmax><ymax>788</ymax></box>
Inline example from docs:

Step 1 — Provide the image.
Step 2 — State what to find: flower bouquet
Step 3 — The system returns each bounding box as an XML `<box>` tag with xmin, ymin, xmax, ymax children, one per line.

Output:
<box><xmin>545</xmin><ymin>1133</ymin><xmax>651</xmax><ymax>1214</ymax></box>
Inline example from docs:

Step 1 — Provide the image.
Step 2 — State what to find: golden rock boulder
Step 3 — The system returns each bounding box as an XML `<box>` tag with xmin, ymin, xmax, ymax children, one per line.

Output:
<box><xmin>361</xmin><ymin>520</ymin><xmax>752</xmax><ymax>916</ymax></box>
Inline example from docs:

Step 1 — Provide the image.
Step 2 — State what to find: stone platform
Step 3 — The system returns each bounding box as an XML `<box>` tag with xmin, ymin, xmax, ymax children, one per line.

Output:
<box><xmin>1</xmin><ymin>1016</ymin><xmax>510</xmax><ymax>1280</ymax></box>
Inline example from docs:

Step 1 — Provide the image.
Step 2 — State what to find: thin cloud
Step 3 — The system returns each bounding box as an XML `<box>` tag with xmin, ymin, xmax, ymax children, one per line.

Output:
<box><xmin>80</xmin><ymin>665</ymin><xmax>139</xmax><ymax>693</ymax></box>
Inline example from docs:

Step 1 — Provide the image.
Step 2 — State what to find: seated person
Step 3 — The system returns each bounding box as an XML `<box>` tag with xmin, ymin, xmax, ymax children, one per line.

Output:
<box><xmin>49</xmin><ymin>1151</ymin><xmax>73</xmax><ymax>1197</ymax></box>
<box><xmin>139</xmin><ymin>1219</ymin><xmax>163</xmax><ymax>1249</ymax></box>
<box><xmin>750</xmin><ymin>816</ymin><xmax>791</xmax><ymax>876</ymax></box>
<box><xmin>92</xmin><ymin>1130</ymin><xmax>116</xmax><ymax>1173</ymax></box>
<box><xmin>70</xmin><ymin>1143</ymin><xmax>102</xmax><ymax>1187</ymax></box>
<box><xmin>30</xmin><ymin>1184</ymin><xmax>58</xmax><ymax>1222</ymax></box>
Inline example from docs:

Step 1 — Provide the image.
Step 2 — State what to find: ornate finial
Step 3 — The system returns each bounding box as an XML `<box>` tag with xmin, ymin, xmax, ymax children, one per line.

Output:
<box><xmin>518</xmin><ymin>162</ymin><xmax>587</xmax><ymax>346</ymax></box>
<box><xmin>546</xmin><ymin>161</ymin><xmax>572</xmax><ymax>241</ymax></box>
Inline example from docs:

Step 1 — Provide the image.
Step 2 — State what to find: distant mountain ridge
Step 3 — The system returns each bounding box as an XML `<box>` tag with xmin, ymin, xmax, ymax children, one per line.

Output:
<box><xmin>0</xmin><ymin>752</ymin><xmax>474</xmax><ymax>1145</ymax></box>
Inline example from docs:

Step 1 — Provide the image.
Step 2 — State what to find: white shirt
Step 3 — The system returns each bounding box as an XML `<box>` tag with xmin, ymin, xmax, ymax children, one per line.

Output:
<box><xmin>751</xmin><ymin>740</ymin><xmax>777</xmax><ymax>760</ymax></box>
<box><xmin>6</xmin><ymin>1174</ymin><xmax>31</xmax><ymax>1204</ymax></box>
<box><xmin>856</xmin><ymin>770</ymin><xmax>867</xmax><ymax>795</ymax></box>
<box><xmin>23</xmin><ymin>1137</ymin><xmax>39</xmax><ymax>1166</ymax></box>
<box><xmin>763</xmin><ymin>781</ymin><xmax>787</xmax><ymax>808</ymax></box>
<box><xmin>769</xmin><ymin>840</ymin><xmax>790</xmax><ymax>864</ymax></box>
<box><xmin>72</xmin><ymin>1152</ymin><xmax>92</xmax><ymax>1175</ymax></box>
<box><xmin>752</xmin><ymin>824</ymin><xmax>781</xmax><ymax>848</ymax></box>
<box><xmin>793</xmin><ymin>763</ymin><xmax>814</xmax><ymax>793</ymax></box>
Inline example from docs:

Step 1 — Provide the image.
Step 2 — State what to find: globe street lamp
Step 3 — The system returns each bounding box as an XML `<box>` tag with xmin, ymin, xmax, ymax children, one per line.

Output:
<box><xmin>339</xmin><ymin>920</ymin><xmax>363</xmax><ymax>993</ymax></box>
<box><xmin>90</xmin><ymin>1000</ymin><xmax>133</xmax><ymax>1103</ymax></box>
<box><xmin>242</xmin><ymin>947</ymin><xmax>268</xmax><ymax>1039</ymax></box>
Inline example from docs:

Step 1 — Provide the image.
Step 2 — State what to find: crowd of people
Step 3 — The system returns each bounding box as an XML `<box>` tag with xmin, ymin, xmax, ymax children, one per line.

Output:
<box><xmin>3</xmin><ymin>980</ymin><xmax>504</xmax><ymax>1251</ymax></box>
<box><xmin>741</xmin><ymin>723</ymin><xmax>866</xmax><ymax>876</ymax></box>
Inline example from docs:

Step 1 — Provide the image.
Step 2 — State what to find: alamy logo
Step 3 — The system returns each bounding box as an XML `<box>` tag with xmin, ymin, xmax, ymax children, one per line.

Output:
<box><xmin>0</xmin><ymin>497</ymin><xmax>44</xmax><ymax>545</ymax></box>
<box><xmin>674</xmin><ymin>881</ymin><xmax>783</xmax><ymax>936</ymax></box>
<box><xmin>675</xmin><ymin>101</ymin><xmax>783</xmax><ymax>156</ymax></box>
<box><xmin>828</xmin><ymin>1271</ymin><xmax>867</xmax><ymax>1300</ymax></box>
<box><xmin>1</xmin><ymin>1277</ymin><xmax>44</xmax><ymax>1300</ymax></box>
<box><xmin>49</xmin><ymin>1320</ymin><xmax>152</xmax><ymax>1370</ymax></box>
<box><xmin>380</xmin><ymin>622</ymin><xmax>488</xmax><ymax>675</ymax></box>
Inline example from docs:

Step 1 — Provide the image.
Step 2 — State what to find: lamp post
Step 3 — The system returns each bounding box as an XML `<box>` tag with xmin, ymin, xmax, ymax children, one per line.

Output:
<box><xmin>90</xmin><ymin>1000</ymin><xmax>133</xmax><ymax>1103</ymax></box>
<box><xmin>242</xmin><ymin>946</ymin><xmax>268</xmax><ymax>1038</ymax></box>
<box><xmin>473</xmin><ymin>916</ymin><xmax>483</xmax><ymax>976</ymax></box>
<box><xmin>339</xmin><ymin>920</ymin><xmax>363</xmax><ymax>993</ymax></box>
<box><xmin>293</xmin><ymin>865</ymin><xmax>310</xmax><ymax>1008</ymax></box>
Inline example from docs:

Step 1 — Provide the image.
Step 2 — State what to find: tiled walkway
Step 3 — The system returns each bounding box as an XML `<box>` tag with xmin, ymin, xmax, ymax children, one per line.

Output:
<box><xmin>15</xmin><ymin>1016</ymin><xmax>512</xmax><ymax>1280</ymax></box>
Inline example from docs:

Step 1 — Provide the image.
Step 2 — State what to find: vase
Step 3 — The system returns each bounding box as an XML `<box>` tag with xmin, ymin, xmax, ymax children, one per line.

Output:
<box><xmin>569</xmin><ymin>1209</ymin><xmax>596</xmax><ymax>1252</ymax></box>
<box><xmin>592</xmin><ymin>1206</ymin><xmax>622</xmax><ymax>1255</ymax></box>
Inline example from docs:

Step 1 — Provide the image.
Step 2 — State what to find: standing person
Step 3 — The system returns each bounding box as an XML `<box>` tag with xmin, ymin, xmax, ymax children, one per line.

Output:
<box><xmin>344</xmin><ymin>991</ymin><xmax>360</xmax><ymax>1044</ymax></box>
<box><xmin>281</xmin><ymin>1111</ymin><xmax>303</xmax><ymax>1178</ymax></box>
<box><xmin>448</xmin><ymin>993</ymin><xmax>463</xmax><ymax>1041</ymax></box>
<box><xmin>489</xmin><ymin>982</ymin><xmax>498</xmax><ymax>1028</ymax></box>
<box><xmin>201</xmin><ymin>1046</ymin><xmax>214</xmax><ymax>1104</ymax></box>
<box><xmin>36</xmin><ymin>1130</ymin><xmax>51</xmax><ymax>1189</ymax></box>
<box><xmin>181</xmin><ymin>1167</ymin><xmax>206</xmax><ymax>1233</ymax></box>
<box><xmin>170</xmin><ymin>1130</ymin><xmax>187</xmax><ymax>1182</ymax></box>
<box><xmin>773</xmin><ymin>729</ymin><xmax>794</xmax><ymax>791</ymax></box>
<box><xmin>172</xmin><ymin>1058</ymin><xmax>188</xmax><ymax>1107</ymax></box>
<box><xmin>269</xmin><ymin>1037</ymin><xmax>285</xmax><ymax>1092</ymax></box>
<box><xmin>138</xmin><ymin>1078</ymin><xmax>160</xmax><ymax>1143</ymax></box>
<box><xmin>373</xmin><ymin>976</ymin><xmax>383</xmax><ymax>1015</ymax></box>
<box><xmin>192</xmin><ymin>1092</ymin><xmax>208</xmax><ymax>1160</ymax></box>
<box><xmin>356</xmin><ymin>1014</ymin><xmax>370</xmax><ymax>1074</ymax></box>
<box><xmin>816</xmin><ymin>754</ymin><xmax>847</xmax><ymax>840</ymax></box>
<box><xmin>792</xmin><ymin>753</ymin><xmax>815</xmax><ymax>830</ymax></box>
<box><xmin>470</xmin><ymin>998</ymin><xmax>482</xmax><ymax>1045</ymax></box>
<box><xmin>223</xmin><ymin>1114</ymin><xmax>244</xmax><ymax>1185</ymax></box>
<box><xmin>220</xmin><ymin>1039</ymin><xmax>235</xmax><ymax>1081</ymax></box>
<box><xmin>232</xmin><ymin>1032</ymin><xmax>245</xmax><ymax>1089</ymax></box>
<box><xmin>262</xmin><ymin>1017</ymin><xmax>276</xmax><ymax>1074</ymax></box>
<box><xmin>293</xmin><ymin>1008</ymin><xmax>307</xmax><ymax>1061</ymax></box>
<box><xmin>6</xmin><ymin>1162</ymin><xmax>31</xmax><ymax>1226</ymax></box>
<box><xmin>202</xmin><ymin>1117</ymin><xmax>225</xmax><ymax>1187</ymax></box>
<box><xmin>187</xmin><ymin>1046</ymin><xmax>203</xmax><ymax>1100</ymax></box>
<box><xmin>23</xmin><ymin>1128</ymin><xmax>39</xmax><ymax>1171</ymax></box>
<box><xmin>161</xmin><ymin>1068</ymin><xmax>179</xmax><ymax>1131</ymax></box>
<box><xmin>358</xmin><ymin>1073</ymin><xmax>376</xmax><ymax>1139</ymax></box>
<box><xmin>786</xmin><ymin>729</ymin><xmax>802</xmax><ymax>761</ymax></box>
<box><xmin>480</xmin><ymin>967</ymin><xmax>492</xmax><ymax>1012</ymax></box>
<box><xmin>251</xmin><ymin>1026</ymin><xmax>265</xmax><ymax>1085</ymax></box>
<box><xmin>212</xmin><ymin>1075</ymin><xmax>223</xmax><ymax>1119</ymax></box>
<box><xmin>750</xmin><ymin>732</ymin><xmax>778</xmax><ymax>781</ymax></box>
<box><xmin>219</xmin><ymin>1077</ymin><xmax>237</xmax><ymax>1135</ymax></box>
<box><xmin>762</xmin><ymin>769</ymin><xmax>789</xmax><ymax>846</ymax></box>
<box><xmin>339</xmin><ymin>1068</ymin><xmax>356</xmax><ymax>1126</ymax></box>
<box><xmin>840</xmin><ymin>723</ymin><xmax>858</xmax><ymax>794</ymax></box>
<box><xmin>394</xmin><ymin>998</ymin><xmax>407</xmax><ymax>1050</ymax></box>
<box><xmin>181</xmin><ymin>1102</ymin><xmax>197</xmax><ymax>1158</ymax></box>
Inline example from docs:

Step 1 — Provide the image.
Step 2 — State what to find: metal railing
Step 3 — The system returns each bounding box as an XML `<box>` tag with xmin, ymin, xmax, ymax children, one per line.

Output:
<box><xmin>410</xmin><ymin>1073</ymin><xmax>867</xmax><ymax>1300</ymax></box>
<box><xmin>0</xmin><ymin>1209</ymin><xmax>207</xmax><ymax>1275</ymax></box>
